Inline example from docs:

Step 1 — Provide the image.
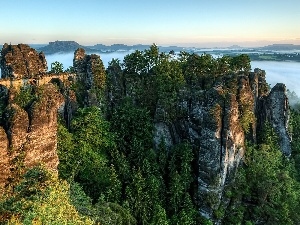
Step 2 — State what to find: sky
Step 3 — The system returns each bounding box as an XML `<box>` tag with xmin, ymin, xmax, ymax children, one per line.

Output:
<box><xmin>0</xmin><ymin>0</ymin><xmax>300</xmax><ymax>47</ymax></box>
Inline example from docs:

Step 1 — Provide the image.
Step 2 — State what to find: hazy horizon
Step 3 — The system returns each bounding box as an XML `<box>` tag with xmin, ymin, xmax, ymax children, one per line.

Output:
<box><xmin>0</xmin><ymin>0</ymin><xmax>299</xmax><ymax>48</ymax></box>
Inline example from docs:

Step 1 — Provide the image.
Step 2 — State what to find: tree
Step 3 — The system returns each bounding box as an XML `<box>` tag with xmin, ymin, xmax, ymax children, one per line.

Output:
<box><xmin>57</xmin><ymin>106</ymin><xmax>116</xmax><ymax>201</ymax></box>
<box><xmin>50</xmin><ymin>61</ymin><xmax>64</xmax><ymax>73</ymax></box>
<box><xmin>224</xmin><ymin>124</ymin><xmax>300</xmax><ymax>224</ymax></box>
<box><xmin>231</xmin><ymin>54</ymin><xmax>251</xmax><ymax>73</ymax></box>
<box><xmin>0</xmin><ymin>167</ymin><xmax>93</xmax><ymax>224</ymax></box>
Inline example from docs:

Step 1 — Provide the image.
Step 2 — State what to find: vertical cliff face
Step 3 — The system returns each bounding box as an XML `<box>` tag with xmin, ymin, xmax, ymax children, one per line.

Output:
<box><xmin>0</xmin><ymin>127</ymin><xmax>9</xmax><ymax>187</ymax></box>
<box><xmin>73</xmin><ymin>48</ymin><xmax>106</xmax><ymax>107</ymax></box>
<box><xmin>0</xmin><ymin>43</ymin><xmax>75</xmax><ymax>187</ymax></box>
<box><xmin>0</xmin><ymin>84</ymin><xmax>64</xmax><ymax>187</ymax></box>
<box><xmin>257</xmin><ymin>83</ymin><xmax>291</xmax><ymax>156</ymax></box>
<box><xmin>24</xmin><ymin>84</ymin><xmax>64</xmax><ymax>170</ymax></box>
<box><xmin>151</xmin><ymin>69</ymin><xmax>291</xmax><ymax>220</ymax></box>
<box><xmin>0</xmin><ymin>43</ymin><xmax>47</xmax><ymax>79</ymax></box>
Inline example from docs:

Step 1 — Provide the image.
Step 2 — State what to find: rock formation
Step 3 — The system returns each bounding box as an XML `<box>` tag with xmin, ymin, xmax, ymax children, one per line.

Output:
<box><xmin>0</xmin><ymin>44</ymin><xmax>64</xmax><ymax>187</ymax></box>
<box><xmin>0</xmin><ymin>43</ymin><xmax>47</xmax><ymax>79</ymax></box>
<box><xmin>111</xmin><ymin>65</ymin><xmax>291</xmax><ymax>220</ymax></box>
<box><xmin>0</xmin><ymin>126</ymin><xmax>9</xmax><ymax>187</ymax></box>
<box><xmin>257</xmin><ymin>83</ymin><xmax>291</xmax><ymax>156</ymax></box>
<box><xmin>73</xmin><ymin>48</ymin><xmax>106</xmax><ymax>107</ymax></box>
<box><xmin>0</xmin><ymin>45</ymin><xmax>292</xmax><ymax>223</ymax></box>
<box><xmin>0</xmin><ymin>84</ymin><xmax>63</xmax><ymax>187</ymax></box>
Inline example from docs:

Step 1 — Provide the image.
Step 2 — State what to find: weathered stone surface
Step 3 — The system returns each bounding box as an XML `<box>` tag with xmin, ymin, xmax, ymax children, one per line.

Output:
<box><xmin>0</xmin><ymin>84</ymin><xmax>64</xmax><ymax>186</ymax></box>
<box><xmin>73</xmin><ymin>48</ymin><xmax>106</xmax><ymax>106</ymax></box>
<box><xmin>151</xmin><ymin>69</ymin><xmax>290</xmax><ymax>221</ymax></box>
<box><xmin>0</xmin><ymin>43</ymin><xmax>47</xmax><ymax>79</ymax></box>
<box><xmin>24</xmin><ymin>83</ymin><xmax>64</xmax><ymax>171</ymax></box>
<box><xmin>64</xmin><ymin>89</ymin><xmax>78</xmax><ymax>129</ymax></box>
<box><xmin>0</xmin><ymin>127</ymin><xmax>9</xmax><ymax>187</ymax></box>
<box><xmin>0</xmin><ymin>84</ymin><xmax>9</xmax><ymax>124</ymax></box>
<box><xmin>257</xmin><ymin>83</ymin><xmax>291</xmax><ymax>156</ymax></box>
<box><xmin>4</xmin><ymin>103</ymin><xmax>29</xmax><ymax>151</ymax></box>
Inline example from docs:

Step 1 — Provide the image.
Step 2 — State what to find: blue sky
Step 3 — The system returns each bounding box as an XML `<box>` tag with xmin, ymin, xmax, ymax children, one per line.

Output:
<box><xmin>0</xmin><ymin>0</ymin><xmax>299</xmax><ymax>47</ymax></box>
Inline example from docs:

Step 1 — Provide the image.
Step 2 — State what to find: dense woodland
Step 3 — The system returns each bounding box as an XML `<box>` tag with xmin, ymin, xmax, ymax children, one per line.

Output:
<box><xmin>1</xmin><ymin>45</ymin><xmax>300</xmax><ymax>224</ymax></box>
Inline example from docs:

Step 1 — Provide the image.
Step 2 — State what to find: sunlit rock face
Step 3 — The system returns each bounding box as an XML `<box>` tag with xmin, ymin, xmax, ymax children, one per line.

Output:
<box><xmin>0</xmin><ymin>127</ymin><xmax>9</xmax><ymax>188</ymax></box>
<box><xmin>24</xmin><ymin>83</ymin><xmax>64</xmax><ymax>170</ymax></box>
<box><xmin>0</xmin><ymin>84</ymin><xmax>63</xmax><ymax>187</ymax></box>
<box><xmin>0</xmin><ymin>43</ymin><xmax>47</xmax><ymax>79</ymax></box>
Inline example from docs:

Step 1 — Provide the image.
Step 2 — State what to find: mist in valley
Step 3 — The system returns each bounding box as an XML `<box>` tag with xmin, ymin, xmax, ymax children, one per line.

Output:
<box><xmin>1</xmin><ymin>51</ymin><xmax>299</xmax><ymax>99</ymax></box>
<box><xmin>46</xmin><ymin>51</ymin><xmax>132</xmax><ymax>71</ymax></box>
<box><xmin>251</xmin><ymin>61</ymin><xmax>300</xmax><ymax>97</ymax></box>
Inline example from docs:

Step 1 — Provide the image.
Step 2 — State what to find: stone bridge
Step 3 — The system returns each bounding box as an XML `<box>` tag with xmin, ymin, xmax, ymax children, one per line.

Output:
<box><xmin>0</xmin><ymin>73</ymin><xmax>76</xmax><ymax>89</ymax></box>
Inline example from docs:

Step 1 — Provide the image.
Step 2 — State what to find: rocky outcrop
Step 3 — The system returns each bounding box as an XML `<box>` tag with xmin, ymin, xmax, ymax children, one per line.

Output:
<box><xmin>0</xmin><ymin>45</ymin><xmax>81</xmax><ymax>187</ymax></box>
<box><xmin>150</xmin><ymin>69</ymin><xmax>290</xmax><ymax>220</ymax></box>
<box><xmin>0</xmin><ymin>45</ymin><xmax>292</xmax><ymax>224</ymax></box>
<box><xmin>0</xmin><ymin>43</ymin><xmax>47</xmax><ymax>79</ymax></box>
<box><xmin>257</xmin><ymin>83</ymin><xmax>291</xmax><ymax>156</ymax></box>
<box><xmin>0</xmin><ymin>84</ymin><xmax>9</xmax><ymax>124</ymax></box>
<box><xmin>0</xmin><ymin>83</ymin><xmax>63</xmax><ymax>187</ymax></box>
<box><xmin>73</xmin><ymin>48</ymin><xmax>106</xmax><ymax>106</ymax></box>
<box><xmin>0</xmin><ymin>127</ymin><xmax>9</xmax><ymax>187</ymax></box>
<box><xmin>24</xmin><ymin>83</ymin><xmax>64</xmax><ymax>170</ymax></box>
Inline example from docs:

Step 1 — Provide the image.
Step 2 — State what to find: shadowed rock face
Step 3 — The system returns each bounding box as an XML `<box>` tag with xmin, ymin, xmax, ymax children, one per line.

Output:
<box><xmin>0</xmin><ymin>43</ymin><xmax>47</xmax><ymax>79</ymax></box>
<box><xmin>257</xmin><ymin>83</ymin><xmax>291</xmax><ymax>156</ymax></box>
<box><xmin>268</xmin><ymin>84</ymin><xmax>291</xmax><ymax>156</ymax></box>
<box><xmin>73</xmin><ymin>48</ymin><xmax>106</xmax><ymax>107</ymax></box>
<box><xmin>150</xmin><ymin>70</ymin><xmax>291</xmax><ymax>219</ymax></box>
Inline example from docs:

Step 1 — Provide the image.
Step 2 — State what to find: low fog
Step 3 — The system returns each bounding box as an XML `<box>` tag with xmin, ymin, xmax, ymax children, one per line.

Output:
<box><xmin>251</xmin><ymin>61</ymin><xmax>300</xmax><ymax>97</ymax></box>
<box><xmin>46</xmin><ymin>51</ymin><xmax>132</xmax><ymax>71</ymax></box>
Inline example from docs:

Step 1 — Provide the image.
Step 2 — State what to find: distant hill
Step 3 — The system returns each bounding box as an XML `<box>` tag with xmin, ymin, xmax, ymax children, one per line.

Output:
<box><xmin>38</xmin><ymin>41</ymin><xmax>94</xmax><ymax>54</ymax></box>
<box><xmin>258</xmin><ymin>44</ymin><xmax>300</xmax><ymax>51</ymax></box>
<box><xmin>35</xmin><ymin>41</ymin><xmax>300</xmax><ymax>55</ymax></box>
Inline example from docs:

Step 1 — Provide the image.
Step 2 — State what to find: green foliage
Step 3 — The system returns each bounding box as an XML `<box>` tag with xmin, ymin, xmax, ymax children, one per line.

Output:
<box><xmin>50</xmin><ymin>61</ymin><xmax>64</xmax><ymax>74</ymax></box>
<box><xmin>3</xmin><ymin>46</ymin><xmax>276</xmax><ymax>224</ymax></box>
<box><xmin>0</xmin><ymin>167</ymin><xmax>93</xmax><ymax>224</ymax></box>
<box><xmin>111</xmin><ymin>98</ymin><xmax>153</xmax><ymax>167</ymax></box>
<box><xmin>224</xmin><ymin>124</ymin><xmax>300</xmax><ymax>224</ymax></box>
<box><xmin>290</xmin><ymin>109</ymin><xmax>300</xmax><ymax>181</ymax></box>
<box><xmin>91</xmin><ymin>55</ymin><xmax>106</xmax><ymax>90</ymax></box>
<box><xmin>13</xmin><ymin>85</ymin><xmax>36</xmax><ymax>109</ymax></box>
<box><xmin>231</xmin><ymin>54</ymin><xmax>251</xmax><ymax>73</ymax></box>
<box><xmin>65</xmin><ymin>66</ymin><xmax>75</xmax><ymax>73</ymax></box>
<box><xmin>94</xmin><ymin>202</ymin><xmax>136</xmax><ymax>225</ymax></box>
<box><xmin>57</xmin><ymin>106</ymin><xmax>117</xmax><ymax>201</ymax></box>
<box><xmin>239</xmin><ymin>102</ymin><xmax>255</xmax><ymax>133</ymax></box>
<box><xmin>69</xmin><ymin>181</ymin><xmax>135</xmax><ymax>225</ymax></box>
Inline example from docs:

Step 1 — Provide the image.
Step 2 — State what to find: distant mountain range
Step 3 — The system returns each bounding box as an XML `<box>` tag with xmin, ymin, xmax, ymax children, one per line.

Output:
<box><xmin>34</xmin><ymin>41</ymin><xmax>300</xmax><ymax>55</ymax></box>
<box><xmin>257</xmin><ymin>44</ymin><xmax>300</xmax><ymax>51</ymax></box>
<box><xmin>36</xmin><ymin>41</ymin><xmax>187</xmax><ymax>54</ymax></box>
